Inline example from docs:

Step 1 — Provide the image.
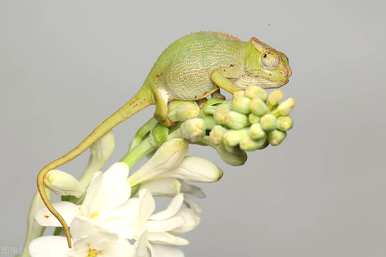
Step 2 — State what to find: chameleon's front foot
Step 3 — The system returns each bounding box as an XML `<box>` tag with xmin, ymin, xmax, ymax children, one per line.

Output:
<box><xmin>210</xmin><ymin>70</ymin><xmax>243</xmax><ymax>96</ymax></box>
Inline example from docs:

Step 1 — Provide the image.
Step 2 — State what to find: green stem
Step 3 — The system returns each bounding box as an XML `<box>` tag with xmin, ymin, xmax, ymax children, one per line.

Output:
<box><xmin>121</xmin><ymin>135</ymin><xmax>158</xmax><ymax>168</ymax></box>
<box><xmin>121</xmin><ymin>124</ymin><xmax>169</xmax><ymax>168</ymax></box>
<box><xmin>130</xmin><ymin>118</ymin><xmax>158</xmax><ymax>150</ymax></box>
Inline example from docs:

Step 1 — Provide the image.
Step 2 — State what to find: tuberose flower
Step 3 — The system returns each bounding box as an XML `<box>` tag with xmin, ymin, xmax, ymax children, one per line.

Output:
<box><xmin>29</xmin><ymin>225</ymin><xmax>135</xmax><ymax>257</ymax></box>
<box><xmin>32</xmin><ymin>161</ymin><xmax>199</xmax><ymax>257</ymax></box>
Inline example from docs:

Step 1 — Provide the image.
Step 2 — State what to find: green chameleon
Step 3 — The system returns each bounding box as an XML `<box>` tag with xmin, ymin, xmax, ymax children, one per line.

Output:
<box><xmin>36</xmin><ymin>31</ymin><xmax>292</xmax><ymax>247</ymax></box>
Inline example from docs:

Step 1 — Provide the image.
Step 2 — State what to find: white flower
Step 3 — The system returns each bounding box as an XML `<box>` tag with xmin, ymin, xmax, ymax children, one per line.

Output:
<box><xmin>29</xmin><ymin>224</ymin><xmax>135</xmax><ymax>257</ymax></box>
<box><xmin>35</xmin><ymin>162</ymin><xmax>131</xmax><ymax>237</ymax></box>
<box><xmin>34</xmin><ymin>161</ymin><xmax>200</xmax><ymax>257</ymax></box>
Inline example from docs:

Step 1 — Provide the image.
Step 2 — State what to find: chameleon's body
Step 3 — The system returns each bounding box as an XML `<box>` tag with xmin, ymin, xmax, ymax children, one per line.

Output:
<box><xmin>149</xmin><ymin>32</ymin><xmax>244</xmax><ymax>100</ymax></box>
<box><xmin>36</xmin><ymin>32</ymin><xmax>292</xmax><ymax>247</ymax></box>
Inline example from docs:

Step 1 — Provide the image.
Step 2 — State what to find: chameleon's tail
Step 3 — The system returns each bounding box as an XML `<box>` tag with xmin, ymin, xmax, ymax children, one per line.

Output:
<box><xmin>36</xmin><ymin>86</ymin><xmax>154</xmax><ymax>248</ymax></box>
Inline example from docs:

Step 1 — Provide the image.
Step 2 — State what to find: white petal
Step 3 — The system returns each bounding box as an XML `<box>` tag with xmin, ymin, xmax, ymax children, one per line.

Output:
<box><xmin>69</xmin><ymin>229</ymin><xmax>115</xmax><ymax>257</ymax></box>
<box><xmin>146</xmin><ymin>216</ymin><xmax>184</xmax><ymax>233</ymax></box>
<box><xmin>181</xmin><ymin>182</ymin><xmax>206</xmax><ymax>198</ymax></box>
<box><xmin>79</xmin><ymin>132</ymin><xmax>116</xmax><ymax>189</ymax></box>
<box><xmin>102</xmin><ymin>238</ymin><xmax>136</xmax><ymax>257</ymax></box>
<box><xmin>70</xmin><ymin>229</ymin><xmax>136</xmax><ymax>257</ymax></box>
<box><xmin>150</xmin><ymin>245</ymin><xmax>184</xmax><ymax>257</ymax></box>
<box><xmin>147</xmin><ymin>232</ymin><xmax>189</xmax><ymax>246</ymax></box>
<box><xmin>97</xmin><ymin>198</ymin><xmax>142</xmax><ymax>239</ymax></box>
<box><xmin>138</xmin><ymin>189</ymin><xmax>156</xmax><ymax>222</ymax></box>
<box><xmin>161</xmin><ymin>156</ymin><xmax>223</xmax><ymax>182</ymax></box>
<box><xmin>97</xmin><ymin>190</ymin><xmax>156</xmax><ymax>239</ymax></box>
<box><xmin>136</xmin><ymin>232</ymin><xmax>151</xmax><ymax>257</ymax></box>
<box><xmin>45</xmin><ymin>170</ymin><xmax>83</xmax><ymax>197</ymax></box>
<box><xmin>81</xmin><ymin>171</ymin><xmax>103</xmax><ymax>213</ymax></box>
<box><xmin>81</xmin><ymin>162</ymin><xmax>130</xmax><ymax>215</ymax></box>
<box><xmin>183</xmin><ymin>197</ymin><xmax>202</xmax><ymax>214</ymax></box>
<box><xmin>70</xmin><ymin>216</ymin><xmax>103</xmax><ymax>241</ymax></box>
<box><xmin>150</xmin><ymin>194</ymin><xmax>184</xmax><ymax>221</ymax></box>
<box><xmin>139</xmin><ymin>178</ymin><xmax>181</xmax><ymax>197</ymax></box>
<box><xmin>35</xmin><ymin>201</ymin><xmax>79</xmax><ymax>227</ymax></box>
<box><xmin>29</xmin><ymin>236</ymin><xmax>69</xmax><ymax>257</ymax></box>
<box><xmin>128</xmin><ymin>139</ymin><xmax>188</xmax><ymax>186</ymax></box>
<box><xmin>171</xmin><ymin>207</ymin><xmax>201</xmax><ymax>234</ymax></box>
<box><xmin>90</xmin><ymin>131</ymin><xmax>115</xmax><ymax>164</ymax></box>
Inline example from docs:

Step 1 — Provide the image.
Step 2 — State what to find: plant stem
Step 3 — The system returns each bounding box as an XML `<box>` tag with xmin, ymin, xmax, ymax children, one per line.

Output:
<box><xmin>121</xmin><ymin>135</ymin><xmax>158</xmax><ymax>168</ymax></box>
<box><xmin>121</xmin><ymin>124</ymin><xmax>169</xmax><ymax>168</ymax></box>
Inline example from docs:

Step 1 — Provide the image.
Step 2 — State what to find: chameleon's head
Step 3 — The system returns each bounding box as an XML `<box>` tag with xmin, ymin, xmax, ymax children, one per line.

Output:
<box><xmin>243</xmin><ymin>37</ymin><xmax>292</xmax><ymax>88</ymax></box>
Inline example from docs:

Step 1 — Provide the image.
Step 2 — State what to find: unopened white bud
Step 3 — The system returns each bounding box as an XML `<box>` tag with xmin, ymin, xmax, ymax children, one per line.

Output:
<box><xmin>45</xmin><ymin>170</ymin><xmax>82</xmax><ymax>197</ymax></box>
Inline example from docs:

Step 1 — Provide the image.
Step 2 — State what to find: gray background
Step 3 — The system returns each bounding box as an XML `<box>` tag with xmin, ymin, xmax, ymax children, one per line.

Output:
<box><xmin>1</xmin><ymin>0</ymin><xmax>386</xmax><ymax>256</ymax></box>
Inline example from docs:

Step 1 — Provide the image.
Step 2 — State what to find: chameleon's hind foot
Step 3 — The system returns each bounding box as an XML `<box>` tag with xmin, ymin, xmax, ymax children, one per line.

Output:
<box><xmin>153</xmin><ymin>87</ymin><xmax>175</xmax><ymax>127</ymax></box>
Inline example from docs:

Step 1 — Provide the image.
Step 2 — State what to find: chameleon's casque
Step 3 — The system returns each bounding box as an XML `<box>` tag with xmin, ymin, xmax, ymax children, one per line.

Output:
<box><xmin>36</xmin><ymin>32</ymin><xmax>292</xmax><ymax>247</ymax></box>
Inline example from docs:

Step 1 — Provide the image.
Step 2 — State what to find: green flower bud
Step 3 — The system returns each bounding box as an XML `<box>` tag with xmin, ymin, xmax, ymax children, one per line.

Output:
<box><xmin>268</xmin><ymin>130</ymin><xmax>287</xmax><ymax>145</ymax></box>
<box><xmin>168</xmin><ymin>100</ymin><xmax>200</xmax><ymax>122</ymax></box>
<box><xmin>224</xmin><ymin>111</ymin><xmax>249</xmax><ymax>129</ymax></box>
<box><xmin>273</xmin><ymin>98</ymin><xmax>296</xmax><ymax>116</ymax></box>
<box><xmin>239</xmin><ymin>138</ymin><xmax>256</xmax><ymax>151</ymax></box>
<box><xmin>214</xmin><ymin>143</ymin><xmax>247</xmax><ymax>166</ymax></box>
<box><xmin>245</xmin><ymin>85</ymin><xmax>268</xmax><ymax>101</ymax></box>
<box><xmin>250</xmin><ymin>98</ymin><xmax>269</xmax><ymax>116</ymax></box>
<box><xmin>201</xmin><ymin>114</ymin><xmax>216</xmax><ymax>130</ymax></box>
<box><xmin>223</xmin><ymin>130</ymin><xmax>242</xmax><ymax>147</ymax></box>
<box><xmin>223</xmin><ymin>143</ymin><xmax>236</xmax><ymax>154</ymax></box>
<box><xmin>249</xmin><ymin>123</ymin><xmax>266</xmax><ymax>140</ymax></box>
<box><xmin>240</xmin><ymin>137</ymin><xmax>267</xmax><ymax>151</ymax></box>
<box><xmin>260</xmin><ymin>114</ymin><xmax>277</xmax><ymax>131</ymax></box>
<box><xmin>267</xmin><ymin>90</ymin><xmax>284</xmax><ymax>109</ymax></box>
<box><xmin>209</xmin><ymin>125</ymin><xmax>227</xmax><ymax>145</ymax></box>
<box><xmin>231</xmin><ymin>96</ymin><xmax>251</xmax><ymax>114</ymax></box>
<box><xmin>200</xmin><ymin>135</ymin><xmax>247</xmax><ymax>166</ymax></box>
<box><xmin>180</xmin><ymin>118</ymin><xmax>205</xmax><ymax>142</ymax></box>
<box><xmin>248</xmin><ymin>113</ymin><xmax>260</xmax><ymax>124</ymax></box>
<box><xmin>277</xmin><ymin>116</ymin><xmax>293</xmax><ymax>131</ymax></box>
<box><xmin>213</xmin><ymin>103</ymin><xmax>231</xmax><ymax>125</ymax></box>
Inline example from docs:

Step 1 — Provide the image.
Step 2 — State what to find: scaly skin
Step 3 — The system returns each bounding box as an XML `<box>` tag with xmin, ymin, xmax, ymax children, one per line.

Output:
<box><xmin>36</xmin><ymin>31</ymin><xmax>292</xmax><ymax>247</ymax></box>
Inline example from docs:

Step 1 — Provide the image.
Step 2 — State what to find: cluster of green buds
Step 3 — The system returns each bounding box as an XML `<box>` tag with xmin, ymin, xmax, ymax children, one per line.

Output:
<box><xmin>173</xmin><ymin>85</ymin><xmax>295</xmax><ymax>165</ymax></box>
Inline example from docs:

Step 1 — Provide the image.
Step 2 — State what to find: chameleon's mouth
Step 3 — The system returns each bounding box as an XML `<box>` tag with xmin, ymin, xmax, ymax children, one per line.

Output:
<box><xmin>234</xmin><ymin>75</ymin><xmax>287</xmax><ymax>89</ymax></box>
<box><xmin>251</xmin><ymin>77</ymin><xmax>287</xmax><ymax>89</ymax></box>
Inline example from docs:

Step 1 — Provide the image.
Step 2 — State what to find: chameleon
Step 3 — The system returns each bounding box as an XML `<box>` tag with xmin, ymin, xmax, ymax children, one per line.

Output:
<box><xmin>36</xmin><ymin>31</ymin><xmax>292</xmax><ymax>247</ymax></box>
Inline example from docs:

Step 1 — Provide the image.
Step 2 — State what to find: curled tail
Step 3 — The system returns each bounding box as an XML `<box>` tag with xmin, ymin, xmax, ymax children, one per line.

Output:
<box><xmin>36</xmin><ymin>86</ymin><xmax>154</xmax><ymax>248</ymax></box>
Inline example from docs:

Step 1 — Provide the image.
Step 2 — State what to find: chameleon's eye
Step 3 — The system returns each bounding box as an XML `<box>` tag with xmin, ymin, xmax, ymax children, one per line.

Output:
<box><xmin>261</xmin><ymin>52</ymin><xmax>280</xmax><ymax>69</ymax></box>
